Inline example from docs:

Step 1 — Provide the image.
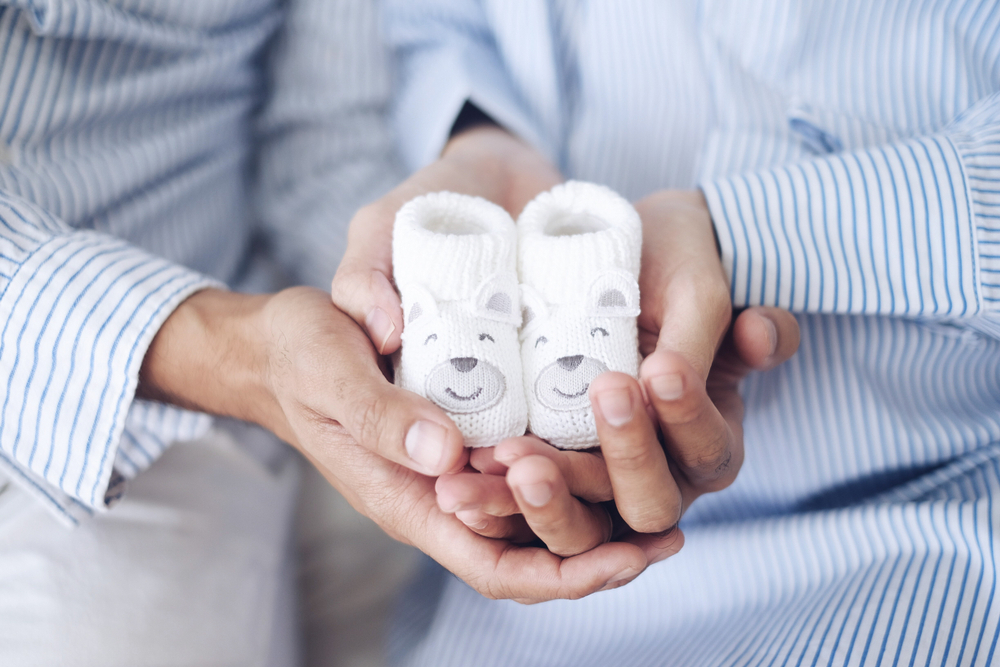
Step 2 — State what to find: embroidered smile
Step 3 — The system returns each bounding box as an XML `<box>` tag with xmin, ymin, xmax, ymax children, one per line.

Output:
<box><xmin>553</xmin><ymin>385</ymin><xmax>589</xmax><ymax>399</ymax></box>
<box><xmin>446</xmin><ymin>387</ymin><xmax>483</xmax><ymax>401</ymax></box>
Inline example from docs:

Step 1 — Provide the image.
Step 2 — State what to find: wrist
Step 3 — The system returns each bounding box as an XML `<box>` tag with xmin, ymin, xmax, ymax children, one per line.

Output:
<box><xmin>137</xmin><ymin>288</ymin><xmax>281</xmax><ymax>431</ymax></box>
<box><xmin>442</xmin><ymin>125</ymin><xmax>563</xmax><ymax>215</ymax></box>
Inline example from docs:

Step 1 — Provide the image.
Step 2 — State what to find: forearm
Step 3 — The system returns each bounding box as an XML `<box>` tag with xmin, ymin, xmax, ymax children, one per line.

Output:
<box><xmin>136</xmin><ymin>288</ymin><xmax>289</xmax><ymax>441</ymax></box>
<box><xmin>440</xmin><ymin>125</ymin><xmax>564</xmax><ymax>214</ymax></box>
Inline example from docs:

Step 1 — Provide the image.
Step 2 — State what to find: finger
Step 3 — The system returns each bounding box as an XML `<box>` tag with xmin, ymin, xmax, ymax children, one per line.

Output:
<box><xmin>469</xmin><ymin>446</ymin><xmax>508</xmax><ymax>475</ymax></box>
<box><xmin>727</xmin><ymin>306</ymin><xmax>801</xmax><ymax>373</ymax></box>
<box><xmin>340</xmin><ymin>384</ymin><xmax>467</xmax><ymax>476</ymax></box>
<box><xmin>491</xmin><ymin>541</ymin><xmax>648</xmax><ymax>603</ymax></box>
<box><xmin>435</xmin><ymin>472</ymin><xmax>519</xmax><ymax>516</ymax></box>
<box><xmin>589</xmin><ymin>373</ymin><xmax>682</xmax><ymax>534</ymax></box>
<box><xmin>639</xmin><ymin>350</ymin><xmax>742</xmax><ymax>491</ymax></box>
<box><xmin>621</xmin><ymin>525</ymin><xmax>686</xmax><ymax>567</ymax></box>
<box><xmin>454</xmin><ymin>509</ymin><xmax>536</xmax><ymax>542</ymax></box>
<box><xmin>331</xmin><ymin>263</ymin><xmax>403</xmax><ymax>355</ymax></box>
<box><xmin>506</xmin><ymin>455</ymin><xmax>612</xmax><ymax>557</ymax></box>
<box><xmin>635</xmin><ymin>191</ymin><xmax>732</xmax><ymax>378</ymax></box>
<box><xmin>494</xmin><ymin>436</ymin><xmax>613</xmax><ymax>503</ymax></box>
<box><xmin>305</xmin><ymin>434</ymin><xmax>647</xmax><ymax>604</ymax></box>
<box><xmin>322</xmin><ymin>323</ymin><xmax>468</xmax><ymax>475</ymax></box>
<box><xmin>439</xmin><ymin>503</ymin><xmax>649</xmax><ymax>602</ymax></box>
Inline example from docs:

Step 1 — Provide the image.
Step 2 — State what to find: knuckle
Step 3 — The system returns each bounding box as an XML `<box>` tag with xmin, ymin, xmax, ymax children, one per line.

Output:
<box><xmin>479</xmin><ymin>576</ymin><xmax>509</xmax><ymax>601</ymax></box>
<box><xmin>330</xmin><ymin>268</ymin><xmax>364</xmax><ymax>309</ymax></box>
<box><xmin>667</xmin><ymin>273</ymin><xmax>729</xmax><ymax>319</ymax></box>
<box><xmin>602</xmin><ymin>440</ymin><xmax>659</xmax><ymax>473</ymax></box>
<box><xmin>529</xmin><ymin>508</ymin><xmax>574</xmax><ymax>538</ymax></box>
<box><xmin>353</xmin><ymin>391</ymin><xmax>392</xmax><ymax>453</ymax></box>
<box><xmin>658</xmin><ymin>393</ymin><xmax>708</xmax><ymax>425</ymax></box>
<box><xmin>698</xmin><ymin>451</ymin><xmax>743</xmax><ymax>492</ymax></box>
<box><xmin>677</xmin><ymin>442</ymin><xmax>731</xmax><ymax>476</ymax></box>
<box><xmin>624</xmin><ymin>505</ymin><xmax>681</xmax><ymax>535</ymax></box>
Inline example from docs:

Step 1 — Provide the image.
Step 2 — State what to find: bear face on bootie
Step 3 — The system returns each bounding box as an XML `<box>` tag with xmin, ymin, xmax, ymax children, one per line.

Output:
<box><xmin>519</xmin><ymin>269</ymin><xmax>640</xmax><ymax>449</ymax></box>
<box><xmin>516</xmin><ymin>181</ymin><xmax>643</xmax><ymax>449</ymax></box>
<box><xmin>396</xmin><ymin>273</ymin><xmax>526</xmax><ymax>447</ymax></box>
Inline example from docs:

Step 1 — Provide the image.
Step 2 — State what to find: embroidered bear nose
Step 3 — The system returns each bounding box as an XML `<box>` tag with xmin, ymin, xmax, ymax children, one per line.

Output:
<box><xmin>557</xmin><ymin>355</ymin><xmax>584</xmax><ymax>371</ymax></box>
<box><xmin>451</xmin><ymin>357</ymin><xmax>478</xmax><ymax>372</ymax></box>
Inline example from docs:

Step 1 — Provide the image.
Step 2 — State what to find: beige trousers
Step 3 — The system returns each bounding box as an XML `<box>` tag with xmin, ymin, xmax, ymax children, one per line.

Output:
<box><xmin>0</xmin><ymin>425</ymin><xmax>419</xmax><ymax>667</ymax></box>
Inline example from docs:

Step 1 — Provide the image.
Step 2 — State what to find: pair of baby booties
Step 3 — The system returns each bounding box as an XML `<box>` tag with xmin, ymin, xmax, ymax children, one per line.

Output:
<box><xmin>393</xmin><ymin>181</ymin><xmax>642</xmax><ymax>450</ymax></box>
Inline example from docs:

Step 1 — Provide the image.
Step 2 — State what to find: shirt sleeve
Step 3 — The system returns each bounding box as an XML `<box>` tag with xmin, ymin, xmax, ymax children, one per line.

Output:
<box><xmin>254</xmin><ymin>0</ymin><xmax>406</xmax><ymax>290</ymax></box>
<box><xmin>702</xmin><ymin>92</ymin><xmax>1000</xmax><ymax>332</ymax></box>
<box><xmin>0</xmin><ymin>190</ymin><xmax>218</xmax><ymax>525</ymax></box>
<box><xmin>384</xmin><ymin>0</ymin><xmax>551</xmax><ymax>170</ymax></box>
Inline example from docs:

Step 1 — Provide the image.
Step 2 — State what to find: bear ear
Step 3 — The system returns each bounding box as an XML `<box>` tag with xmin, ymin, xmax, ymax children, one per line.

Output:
<box><xmin>402</xmin><ymin>283</ymin><xmax>439</xmax><ymax>327</ymax></box>
<box><xmin>518</xmin><ymin>284</ymin><xmax>549</xmax><ymax>336</ymax></box>
<box><xmin>587</xmin><ymin>270</ymin><xmax>640</xmax><ymax>317</ymax></box>
<box><xmin>472</xmin><ymin>272</ymin><xmax>521</xmax><ymax>326</ymax></box>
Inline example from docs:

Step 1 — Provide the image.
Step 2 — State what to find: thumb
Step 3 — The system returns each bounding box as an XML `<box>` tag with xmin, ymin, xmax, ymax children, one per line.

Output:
<box><xmin>331</xmin><ymin>198</ymin><xmax>407</xmax><ymax>355</ymax></box>
<box><xmin>329</xmin><ymin>364</ymin><xmax>468</xmax><ymax>476</ymax></box>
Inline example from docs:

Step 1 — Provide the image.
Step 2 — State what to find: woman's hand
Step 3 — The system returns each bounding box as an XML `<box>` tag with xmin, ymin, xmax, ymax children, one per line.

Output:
<box><xmin>434</xmin><ymin>190</ymin><xmax>800</xmax><ymax>556</ymax></box>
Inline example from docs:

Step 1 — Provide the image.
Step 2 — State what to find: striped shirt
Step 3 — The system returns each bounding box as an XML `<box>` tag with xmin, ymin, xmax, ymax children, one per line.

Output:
<box><xmin>385</xmin><ymin>1</ymin><xmax>1000</xmax><ymax>665</ymax></box>
<box><xmin>0</xmin><ymin>0</ymin><xmax>402</xmax><ymax>524</ymax></box>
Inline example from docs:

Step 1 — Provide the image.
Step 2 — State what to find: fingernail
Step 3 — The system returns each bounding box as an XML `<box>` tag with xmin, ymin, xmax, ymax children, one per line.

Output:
<box><xmin>405</xmin><ymin>421</ymin><xmax>446</xmax><ymax>474</ymax></box>
<box><xmin>763</xmin><ymin>316</ymin><xmax>778</xmax><ymax>357</ymax></box>
<box><xmin>365</xmin><ymin>307</ymin><xmax>396</xmax><ymax>355</ymax></box>
<box><xmin>456</xmin><ymin>509</ymin><xmax>488</xmax><ymax>530</ymax></box>
<box><xmin>649</xmin><ymin>373</ymin><xmax>684</xmax><ymax>402</ymax></box>
<box><xmin>601</xmin><ymin>567</ymin><xmax>641</xmax><ymax>591</ymax></box>
<box><xmin>518</xmin><ymin>482</ymin><xmax>552</xmax><ymax>508</ymax></box>
<box><xmin>596</xmin><ymin>388</ymin><xmax>633</xmax><ymax>427</ymax></box>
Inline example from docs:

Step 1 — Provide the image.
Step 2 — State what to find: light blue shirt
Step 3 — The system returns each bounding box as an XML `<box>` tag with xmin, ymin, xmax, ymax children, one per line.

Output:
<box><xmin>385</xmin><ymin>1</ymin><xmax>1000</xmax><ymax>665</ymax></box>
<box><xmin>0</xmin><ymin>0</ymin><xmax>402</xmax><ymax>524</ymax></box>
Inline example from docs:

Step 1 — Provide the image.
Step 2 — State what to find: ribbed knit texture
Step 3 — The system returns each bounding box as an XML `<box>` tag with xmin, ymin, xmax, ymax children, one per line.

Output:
<box><xmin>394</xmin><ymin>192</ymin><xmax>526</xmax><ymax>447</ymax></box>
<box><xmin>518</xmin><ymin>181</ymin><xmax>642</xmax><ymax>449</ymax></box>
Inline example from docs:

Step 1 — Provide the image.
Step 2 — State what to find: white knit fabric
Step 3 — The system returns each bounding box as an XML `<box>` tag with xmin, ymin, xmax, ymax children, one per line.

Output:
<box><xmin>394</xmin><ymin>193</ymin><xmax>527</xmax><ymax>447</ymax></box>
<box><xmin>518</xmin><ymin>182</ymin><xmax>642</xmax><ymax>449</ymax></box>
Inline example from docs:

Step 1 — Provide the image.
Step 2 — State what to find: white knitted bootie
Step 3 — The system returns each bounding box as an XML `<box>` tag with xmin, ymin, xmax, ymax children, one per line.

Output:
<box><xmin>518</xmin><ymin>181</ymin><xmax>642</xmax><ymax>449</ymax></box>
<box><xmin>393</xmin><ymin>192</ymin><xmax>527</xmax><ymax>447</ymax></box>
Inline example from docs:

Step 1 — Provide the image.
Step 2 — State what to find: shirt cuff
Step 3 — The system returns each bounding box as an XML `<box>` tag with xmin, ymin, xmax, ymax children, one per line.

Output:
<box><xmin>114</xmin><ymin>400</ymin><xmax>215</xmax><ymax>479</ymax></box>
<box><xmin>0</xmin><ymin>229</ymin><xmax>220</xmax><ymax>514</ymax></box>
<box><xmin>950</xmin><ymin>122</ymin><xmax>1000</xmax><ymax>310</ymax></box>
<box><xmin>702</xmin><ymin>133</ymin><xmax>980</xmax><ymax>318</ymax></box>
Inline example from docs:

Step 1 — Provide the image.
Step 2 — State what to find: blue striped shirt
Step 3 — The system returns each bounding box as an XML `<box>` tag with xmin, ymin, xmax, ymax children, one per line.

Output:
<box><xmin>385</xmin><ymin>1</ymin><xmax>1000</xmax><ymax>665</ymax></box>
<box><xmin>0</xmin><ymin>0</ymin><xmax>402</xmax><ymax>524</ymax></box>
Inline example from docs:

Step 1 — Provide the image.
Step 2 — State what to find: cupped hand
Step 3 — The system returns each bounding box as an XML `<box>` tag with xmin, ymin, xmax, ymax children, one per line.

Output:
<box><xmin>326</xmin><ymin>119</ymin><xmax>799</xmax><ymax>562</ymax></box>
<box><xmin>260</xmin><ymin>287</ymin><xmax>653</xmax><ymax>602</ymax></box>
<box><xmin>435</xmin><ymin>190</ymin><xmax>800</xmax><ymax>556</ymax></box>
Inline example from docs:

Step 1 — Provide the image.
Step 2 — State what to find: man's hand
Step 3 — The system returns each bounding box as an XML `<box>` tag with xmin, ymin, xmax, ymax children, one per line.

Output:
<box><xmin>435</xmin><ymin>190</ymin><xmax>800</xmax><ymax>555</ymax></box>
<box><xmin>138</xmin><ymin>286</ymin><xmax>659</xmax><ymax>602</ymax></box>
